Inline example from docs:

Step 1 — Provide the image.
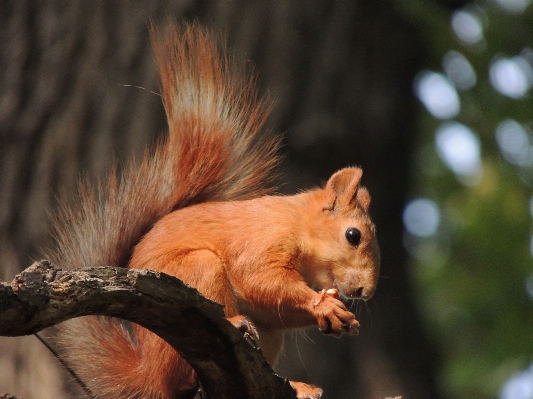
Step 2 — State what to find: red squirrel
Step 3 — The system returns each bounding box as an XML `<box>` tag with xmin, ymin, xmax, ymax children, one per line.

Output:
<box><xmin>51</xmin><ymin>23</ymin><xmax>380</xmax><ymax>399</ymax></box>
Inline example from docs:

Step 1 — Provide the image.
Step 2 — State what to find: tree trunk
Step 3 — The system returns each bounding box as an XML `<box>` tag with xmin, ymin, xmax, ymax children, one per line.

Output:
<box><xmin>0</xmin><ymin>1</ymin><xmax>441</xmax><ymax>398</ymax></box>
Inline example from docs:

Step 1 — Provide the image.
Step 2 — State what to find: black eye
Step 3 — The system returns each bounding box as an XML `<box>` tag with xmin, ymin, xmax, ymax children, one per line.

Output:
<box><xmin>345</xmin><ymin>228</ymin><xmax>361</xmax><ymax>247</ymax></box>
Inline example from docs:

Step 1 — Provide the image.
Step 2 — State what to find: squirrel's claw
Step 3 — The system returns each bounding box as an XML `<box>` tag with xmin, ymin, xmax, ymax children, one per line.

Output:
<box><xmin>227</xmin><ymin>315</ymin><xmax>259</xmax><ymax>341</ymax></box>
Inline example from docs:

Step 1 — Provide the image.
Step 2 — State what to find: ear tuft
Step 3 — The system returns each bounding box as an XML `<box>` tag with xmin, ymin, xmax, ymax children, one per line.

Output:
<box><xmin>324</xmin><ymin>167</ymin><xmax>363</xmax><ymax>210</ymax></box>
<box><xmin>356</xmin><ymin>187</ymin><xmax>371</xmax><ymax>211</ymax></box>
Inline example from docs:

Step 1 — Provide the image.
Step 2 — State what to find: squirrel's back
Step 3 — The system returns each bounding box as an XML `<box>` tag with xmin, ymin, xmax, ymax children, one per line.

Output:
<box><xmin>49</xmin><ymin>23</ymin><xmax>281</xmax><ymax>398</ymax></box>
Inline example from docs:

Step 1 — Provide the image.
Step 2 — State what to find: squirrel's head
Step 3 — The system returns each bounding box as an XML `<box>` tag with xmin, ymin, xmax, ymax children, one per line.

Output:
<box><xmin>299</xmin><ymin>167</ymin><xmax>380</xmax><ymax>301</ymax></box>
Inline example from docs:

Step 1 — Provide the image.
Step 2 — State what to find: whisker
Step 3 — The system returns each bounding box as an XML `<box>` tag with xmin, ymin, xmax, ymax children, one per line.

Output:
<box><xmin>298</xmin><ymin>328</ymin><xmax>315</xmax><ymax>344</ymax></box>
<box><xmin>118</xmin><ymin>84</ymin><xmax>161</xmax><ymax>97</ymax></box>
<box><xmin>363</xmin><ymin>300</ymin><xmax>372</xmax><ymax>326</ymax></box>
<box><xmin>294</xmin><ymin>331</ymin><xmax>312</xmax><ymax>378</ymax></box>
<box><xmin>347</xmin><ymin>298</ymin><xmax>357</xmax><ymax>313</ymax></box>
<box><xmin>356</xmin><ymin>299</ymin><xmax>363</xmax><ymax>316</ymax></box>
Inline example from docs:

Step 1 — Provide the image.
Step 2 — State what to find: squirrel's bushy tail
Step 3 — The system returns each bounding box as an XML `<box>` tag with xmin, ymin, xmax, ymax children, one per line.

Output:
<box><xmin>51</xmin><ymin>23</ymin><xmax>279</xmax><ymax>270</ymax></box>
<box><xmin>50</xmin><ymin>23</ymin><xmax>280</xmax><ymax>398</ymax></box>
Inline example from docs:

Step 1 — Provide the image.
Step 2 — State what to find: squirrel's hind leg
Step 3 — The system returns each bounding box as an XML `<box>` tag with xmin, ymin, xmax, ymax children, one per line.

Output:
<box><xmin>160</xmin><ymin>249</ymin><xmax>239</xmax><ymax>317</ymax></box>
<box><xmin>290</xmin><ymin>381</ymin><xmax>324</xmax><ymax>399</ymax></box>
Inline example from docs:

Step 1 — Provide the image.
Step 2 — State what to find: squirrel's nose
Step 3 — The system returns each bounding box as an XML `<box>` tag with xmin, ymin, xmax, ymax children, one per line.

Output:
<box><xmin>346</xmin><ymin>286</ymin><xmax>375</xmax><ymax>301</ymax></box>
<box><xmin>348</xmin><ymin>287</ymin><xmax>364</xmax><ymax>299</ymax></box>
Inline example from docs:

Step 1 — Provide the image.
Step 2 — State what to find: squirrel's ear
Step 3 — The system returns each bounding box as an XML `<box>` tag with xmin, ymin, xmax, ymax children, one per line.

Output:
<box><xmin>323</xmin><ymin>167</ymin><xmax>363</xmax><ymax>210</ymax></box>
<box><xmin>356</xmin><ymin>187</ymin><xmax>371</xmax><ymax>212</ymax></box>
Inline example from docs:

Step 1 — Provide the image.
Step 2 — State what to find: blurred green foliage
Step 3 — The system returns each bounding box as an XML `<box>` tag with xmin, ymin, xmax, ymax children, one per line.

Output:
<box><xmin>401</xmin><ymin>1</ymin><xmax>533</xmax><ymax>398</ymax></box>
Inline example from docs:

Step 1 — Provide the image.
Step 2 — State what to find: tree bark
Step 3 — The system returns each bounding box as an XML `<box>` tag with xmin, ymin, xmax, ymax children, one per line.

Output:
<box><xmin>0</xmin><ymin>260</ymin><xmax>295</xmax><ymax>399</ymax></box>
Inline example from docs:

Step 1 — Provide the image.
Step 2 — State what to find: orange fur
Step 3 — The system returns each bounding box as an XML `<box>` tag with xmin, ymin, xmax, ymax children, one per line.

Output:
<box><xmin>50</xmin><ymin>23</ymin><xmax>380</xmax><ymax>399</ymax></box>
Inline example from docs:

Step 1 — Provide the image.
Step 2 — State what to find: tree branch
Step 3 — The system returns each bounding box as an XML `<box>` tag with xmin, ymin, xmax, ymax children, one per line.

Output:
<box><xmin>0</xmin><ymin>260</ymin><xmax>295</xmax><ymax>399</ymax></box>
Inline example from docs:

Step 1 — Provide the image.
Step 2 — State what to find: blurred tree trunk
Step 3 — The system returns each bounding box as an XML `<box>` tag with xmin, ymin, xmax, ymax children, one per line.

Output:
<box><xmin>0</xmin><ymin>1</ymin><xmax>441</xmax><ymax>398</ymax></box>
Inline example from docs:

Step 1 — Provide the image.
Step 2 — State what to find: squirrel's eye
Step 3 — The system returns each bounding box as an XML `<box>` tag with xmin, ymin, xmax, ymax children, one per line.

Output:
<box><xmin>345</xmin><ymin>228</ymin><xmax>361</xmax><ymax>247</ymax></box>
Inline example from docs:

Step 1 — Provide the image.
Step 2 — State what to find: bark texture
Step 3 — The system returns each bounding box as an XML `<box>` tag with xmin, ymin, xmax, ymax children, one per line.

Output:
<box><xmin>0</xmin><ymin>261</ymin><xmax>295</xmax><ymax>399</ymax></box>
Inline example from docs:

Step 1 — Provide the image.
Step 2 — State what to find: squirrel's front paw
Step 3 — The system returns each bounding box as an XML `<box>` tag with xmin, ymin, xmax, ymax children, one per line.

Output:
<box><xmin>290</xmin><ymin>381</ymin><xmax>323</xmax><ymax>399</ymax></box>
<box><xmin>311</xmin><ymin>289</ymin><xmax>359</xmax><ymax>337</ymax></box>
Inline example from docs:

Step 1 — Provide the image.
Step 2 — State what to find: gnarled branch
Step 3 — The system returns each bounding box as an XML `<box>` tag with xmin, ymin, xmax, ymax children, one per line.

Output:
<box><xmin>0</xmin><ymin>260</ymin><xmax>295</xmax><ymax>399</ymax></box>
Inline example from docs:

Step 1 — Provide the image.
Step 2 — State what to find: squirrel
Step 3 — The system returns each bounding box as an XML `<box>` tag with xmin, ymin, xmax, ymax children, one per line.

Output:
<box><xmin>49</xmin><ymin>23</ymin><xmax>380</xmax><ymax>399</ymax></box>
